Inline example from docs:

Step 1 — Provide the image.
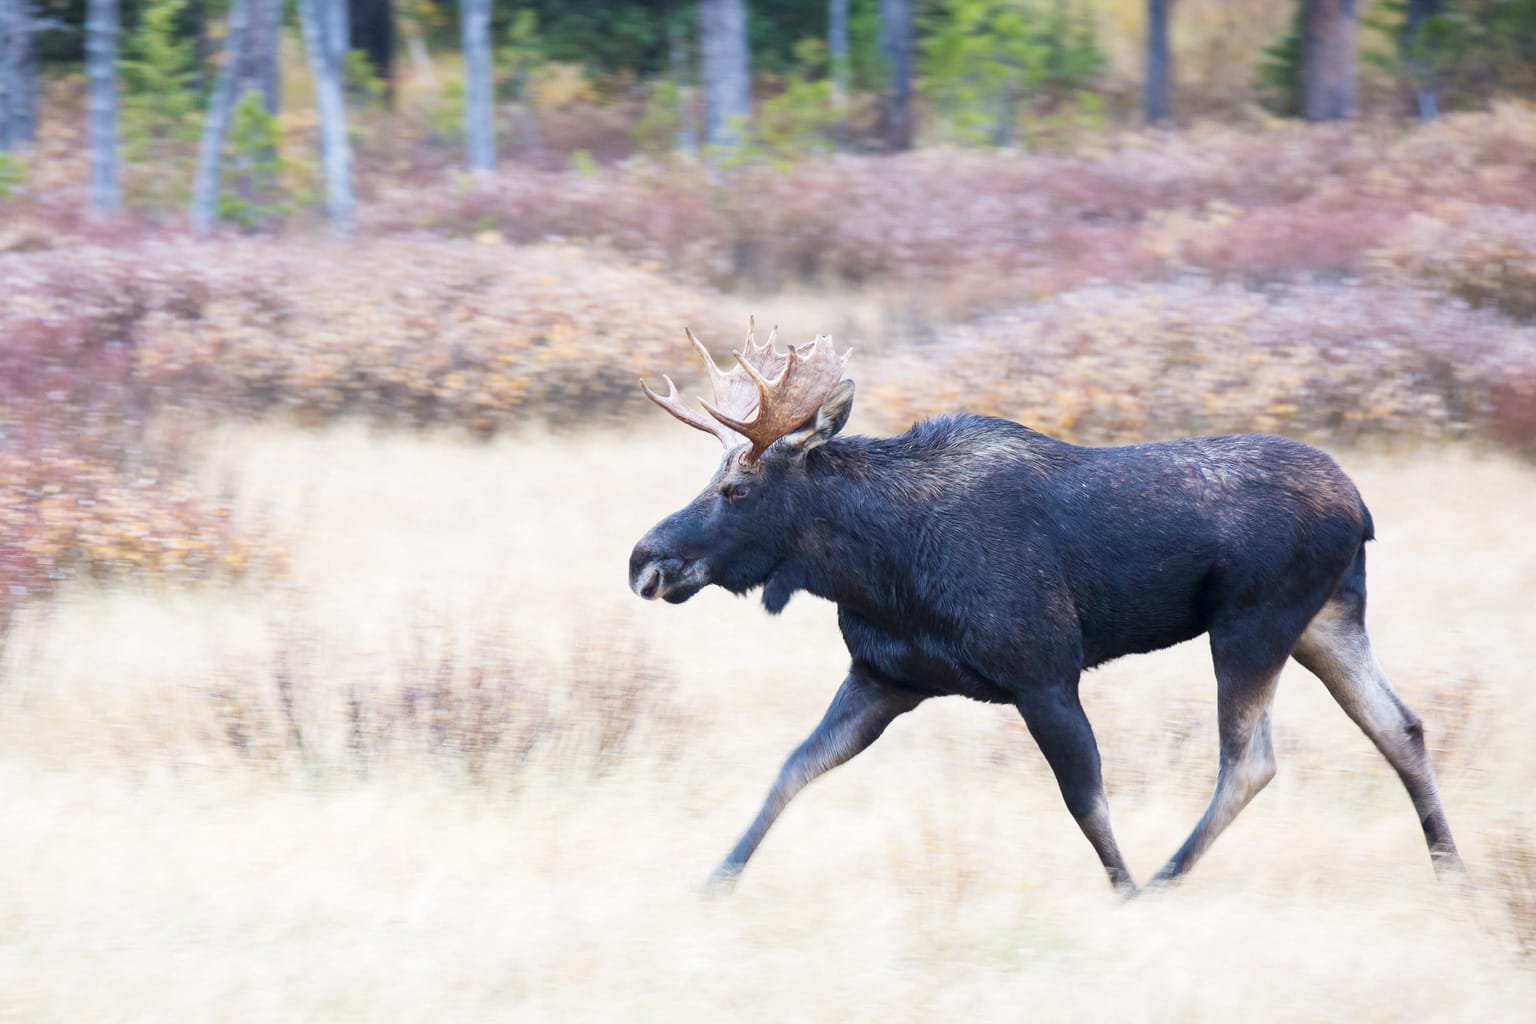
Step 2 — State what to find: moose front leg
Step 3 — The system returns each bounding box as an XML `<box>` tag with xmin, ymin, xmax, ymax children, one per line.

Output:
<box><xmin>1016</xmin><ymin>680</ymin><xmax>1137</xmax><ymax>893</ymax></box>
<box><xmin>709</xmin><ymin>670</ymin><xmax>925</xmax><ymax>888</ymax></box>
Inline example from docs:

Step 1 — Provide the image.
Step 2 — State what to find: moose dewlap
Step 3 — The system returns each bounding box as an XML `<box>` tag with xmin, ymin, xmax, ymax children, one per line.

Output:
<box><xmin>628</xmin><ymin>321</ymin><xmax>1461</xmax><ymax>893</ymax></box>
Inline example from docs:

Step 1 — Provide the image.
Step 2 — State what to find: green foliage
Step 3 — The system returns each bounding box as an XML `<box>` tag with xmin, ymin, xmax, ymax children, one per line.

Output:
<box><xmin>1268</xmin><ymin>1</ymin><xmax>1536</xmax><ymax>118</ymax></box>
<box><xmin>1257</xmin><ymin>8</ymin><xmax>1303</xmax><ymax>117</ymax></box>
<box><xmin>847</xmin><ymin>0</ymin><xmax>885</xmax><ymax>92</ymax></box>
<box><xmin>1364</xmin><ymin>0</ymin><xmax>1536</xmax><ymax>112</ymax></box>
<box><xmin>748</xmin><ymin>39</ymin><xmax>842</xmax><ymax>165</ymax></box>
<box><xmin>497</xmin><ymin>7</ymin><xmax>546</xmax><ymax>101</ymax></box>
<box><xmin>120</xmin><ymin>0</ymin><xmax>200</xmax><ymax>209</ymax></box>
<box><xmin>0</xmin><ymin>152</ymin><xmax>26</xmax><ymax>200</ymax></box>
<box><xmin>345</xmin><ymin>48</ymin><xmax>388</xmax><ymax>104</ymax></box>
<box><xmin>920</xmin><ymin>0</ymin><xmax>1105</xmax><ymax>147</ymax></box>
<box><xmin>569</xmin><ymin>148</ymin><xmax>599</xmax><ymax>176</ymax></box>
<box><xmin>634</xmin><ymin>79</ymin><xmax>684</xmax><ymax>155</ymax></box>
<box><xmin>217</xmin><ymin>91</ymin><xmax>296</xmax><ymax>230</ymax></box>
<box><xmin>432</xmin><ymin>79</ymin><xmax>467</xmax><ymax>148</ymax></box>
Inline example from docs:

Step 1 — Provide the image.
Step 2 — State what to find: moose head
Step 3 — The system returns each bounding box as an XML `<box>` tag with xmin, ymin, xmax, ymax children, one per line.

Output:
<box><xmin>628</xmin><ymin>321</ymin><xmax>854</xmax><ymax>610</ymax></box>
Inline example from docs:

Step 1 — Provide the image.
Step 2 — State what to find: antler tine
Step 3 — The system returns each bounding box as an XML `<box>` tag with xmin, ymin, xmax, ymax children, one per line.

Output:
<box><xmin>703</xmin><ymin>329</ymin><xmax>852</xmax><ymax>461</ymax></box>
<box><xmin>687</xmin><ymin>325</ymin><xmax>761</xmax><ymax>426</ymax></box>
<box><xmin>640</xmin><ymin>371</ymin><xmax>741</xmax><ymax>446</ymax></box>
<box><xmin>642</xmin><ymin>321</ymin><xmax>851</xmax><ymax>460</ymax></box>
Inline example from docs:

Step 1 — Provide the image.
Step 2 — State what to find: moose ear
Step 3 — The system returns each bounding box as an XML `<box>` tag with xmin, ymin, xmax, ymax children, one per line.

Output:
<box><xmin>782</xmin><ymin>380</ymin><xmax>855</xmax><ymax>454</ymax></box>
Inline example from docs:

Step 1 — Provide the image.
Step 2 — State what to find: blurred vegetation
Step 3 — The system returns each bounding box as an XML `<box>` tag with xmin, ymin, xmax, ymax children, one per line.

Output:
<box><xmin>4</xmin><ymin>2</ymin><xmax>1536</xmax><ymax>642</ymax></box>
<box><xmin>217</xmin><ymin>91</ymin><xmax>299</xmax><ymax>229</ymax></box>
<box><xmin>118</xmin><ymin>0</ymin><xmax>201</xmax><ymax>210</ymax></box>
<box><xmin>921</xmin><ymin>0</ymin><xmax>1105</xmax><ymax>145</ymax></box>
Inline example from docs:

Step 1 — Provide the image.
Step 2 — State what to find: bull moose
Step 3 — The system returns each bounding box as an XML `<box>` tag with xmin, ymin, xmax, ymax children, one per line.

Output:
<box><xmin>628</xmin><ymin>322</ymin><xmax>1461</xmax><ymax>892</ymax></box>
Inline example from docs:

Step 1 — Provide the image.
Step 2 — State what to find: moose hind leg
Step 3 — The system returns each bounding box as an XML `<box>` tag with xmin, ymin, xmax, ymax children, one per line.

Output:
<box><xmin>1291</xmin><ymin>592</ymin><xmax>1462</xmax><ymax>874</ymax></box>
<box><xmin>709</xmin><ymin>670</ymin><xmax>924</xmax><ymax>888</ymax></box>
<box><xmin>1151</xmin><ymin>634</ymin><xmax>1283</xmax><ymax>885</ymax></box>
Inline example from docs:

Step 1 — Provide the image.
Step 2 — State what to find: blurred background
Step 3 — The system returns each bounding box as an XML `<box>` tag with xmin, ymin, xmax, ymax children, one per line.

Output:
<box><xmin>2</xmin><ymin>2</ymin><xmax>1536</xmax><ymax>1020</ymax></box>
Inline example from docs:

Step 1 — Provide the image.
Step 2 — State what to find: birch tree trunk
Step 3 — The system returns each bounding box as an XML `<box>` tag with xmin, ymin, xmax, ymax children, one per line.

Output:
<box><xmin>0</xmin><ymin>0</ymin><xmax>38</xmax><ymax>148</ymax></box>
<box><xmin>298</xmin><ymin>0</ymin><xmax>355</xmax><ymax>235</ymax></box>
<box><xmin>326</xmin><ymin>0</ymin><xmax>349</xmax><ymax>77</ymax></box>
<box><xmin>829</xmin><ymin>0</ymin><xmax>849</xmax><ymax>148</ymax></box>
<box><xmin>239</xmin><ymin>0</ymin><xmax>282</xmax><ymax>114</ymax></box>
<box><xmin>699</xmin><ymin>0</ymin><xmax>750</xmax><ymax>149</ymax></box>
<box><xmin>1143</xmin><ymin>0</ymin><xmax>1171</xmax><ymax>123</ymax></box>
<box><xmin>878</xmin><ymin>0</ymin><xmax>912</xmax><ymax>151</ymax></box>
<box><xmin>15</xmin><ymin>0</ymin><xmax>32</xmax><ymax>143</ymax></box>
<box><xmin>668</xmin><ymin>7</ymin><xmax>695</xmax><ymax>152</ymax></box>
<box><xmin>0</xmin><ymin>0</ymin><xmax>16</xmax><ymax>149</ymax></box>
<box><xmin>86</xmin><ymin>0</ymin><xmax>121</xmax><ymax>212</ymax></box>
<box><xmin>461</xmin><ymin>0</ymin><xmax>494</xmax><ymax>172</ymax></box>
<box><xmin>190</xmin><ymin>0</ymin><xmax>251</xmax><ymax>235</ymax></box>
<box><xmin>1301</xmin><ymin>0</ymin><xmax>1357</xmax><ymax>121</ymax></box>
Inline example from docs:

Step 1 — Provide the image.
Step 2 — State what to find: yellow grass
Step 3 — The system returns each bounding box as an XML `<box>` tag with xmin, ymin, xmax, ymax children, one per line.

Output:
<box><xmin>2</xmin><ymin>422</ymin><xmax>1534</xmax><ymax>1021</ymax></box>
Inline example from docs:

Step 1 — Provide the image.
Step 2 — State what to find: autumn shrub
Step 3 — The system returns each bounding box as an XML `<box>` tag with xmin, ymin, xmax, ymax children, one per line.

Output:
<box><xmin>0</xmin><ymin>450</ymin><xmax>275</xmax><ymax>634</ymax></box>
<box><xmin>865</xmin><ymin>281</ymin><xmax>1536</xmax><ymax>447</ymax></box>
<box><xmin>196</xmin><ymin>610</ymin><xmax>691</xmax><ymax>781</ymax></box>
<box><xmin>1487</xmin><ymin>823</ymin><xmax>1536</xmax><ymax>958</ymax></box>
<box><xmin>1368</xmin><ymin>202</ymin><xmax>1536</xmax><ymax>320</ymax></box>
<box><xmin>1137</xmin><ymin>198</ymin><xmax>1404</xmax><ymax>282</ymax></box>
<box><xmin>0</xmin><ymin>248</ymin><xmax>280</xmax><ymax>642</ymax></box>
<box><xmin>3</xmin><ymin>238</ymin><xmax>732</xmax><ymax>431</ymax></box>
<box><xmin>365</xmin><ymin>106</ymin><xmax>1536</xmax><ymax>306</ymax></box>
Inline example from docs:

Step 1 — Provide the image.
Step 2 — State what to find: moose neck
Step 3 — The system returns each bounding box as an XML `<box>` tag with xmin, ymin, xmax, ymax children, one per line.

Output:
<box><xmin>769</xmin><ymin>433</ymin><xmax>940</xmax><ymax>620</ymax></box>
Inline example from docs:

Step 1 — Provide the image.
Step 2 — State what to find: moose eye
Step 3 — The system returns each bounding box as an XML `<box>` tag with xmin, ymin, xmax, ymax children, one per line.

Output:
<box><xmin>724</xmin><ymin>483</ymin><xmax>752</xmax><ymax>503</ymax></box>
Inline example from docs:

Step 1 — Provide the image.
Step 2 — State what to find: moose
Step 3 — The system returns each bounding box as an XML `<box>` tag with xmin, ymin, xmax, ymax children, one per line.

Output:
<box><xmin>628</xmin><ymin>322</ymin><xmax>1462</xmax><ymax>892</ymax></box>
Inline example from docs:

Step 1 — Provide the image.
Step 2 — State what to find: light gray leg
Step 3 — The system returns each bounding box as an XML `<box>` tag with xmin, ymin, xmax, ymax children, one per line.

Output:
<box><xmin>709</xmin><ymin>671</ymin><xmax>924</xmax><ymax>888</ymax></box>
<box><xmin>1292</xmin><ymin>597</ymin><xmax>1462</xmax><ymax>874</ymax></box>
<box><xmin>1151</xmin><ymin>660</ymin><xmax>1281</xmax><ymax>885</ymax></box>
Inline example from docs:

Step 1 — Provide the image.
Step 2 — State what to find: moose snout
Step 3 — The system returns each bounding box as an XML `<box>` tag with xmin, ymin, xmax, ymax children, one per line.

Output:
<box><xmin>629</xmin><ymin>540</ymin><xmax>678</xmax><ymax>601</ymax></box>
<box><xmin>630</xmin><ymin>559</ymin><xmax>668</xmax><ymax>600</ymax></box>
<box><xmin>630</xmin><ymin>532</ymin><xmax>709</xmax><ymax>603</ymax></box>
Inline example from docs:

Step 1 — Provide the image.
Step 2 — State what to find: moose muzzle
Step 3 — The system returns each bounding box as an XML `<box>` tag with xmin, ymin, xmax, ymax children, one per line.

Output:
<box><xmin>628</xmin><ymin>539</ymin><xmax>708</xmax><ymax>604</ymax></box>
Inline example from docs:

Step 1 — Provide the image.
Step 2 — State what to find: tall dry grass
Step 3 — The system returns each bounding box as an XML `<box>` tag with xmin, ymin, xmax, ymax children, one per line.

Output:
<box><xmin>1</xmin><ymin>424</ymin><xmax>1533</xmax><ymax>1020</ymax></box>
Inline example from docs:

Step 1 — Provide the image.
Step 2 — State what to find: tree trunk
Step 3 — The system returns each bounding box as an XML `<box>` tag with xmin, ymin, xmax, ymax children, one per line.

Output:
<box><xmin>239</xmin><ymin>0</ymin><xmax>282</xmax><ymax>114</ymax></box>
<box><xmin>461</xmin><ymin>0</ymin><xmax>494</xmax><ymax>172</ymax></box>
<box><xmin>992</xmin><ymin>81</ymin><xmax>1017</xmax><ymax>146</ymax></box>
<box><xmin>349</xmin><ymin>0</ymin><xmax>392</xmax><ymax>94</ymax></box>
<box><xmin>699</xmin><ymin>0</ymin><xmax>750</xmax><ymax>149</ymax></box>
<box><xmin>0</xmin><ymin>0</ymin><xmax>16</xmax><ymax>149</ymax></box>
<box><xmin>1401</xmin><ymin>0</ymin><xmax>1439</xmax><ymax>120</ymax></box>
<box><xmin>1143</xmin><ymin>0</ymin><xmax>1171</xmax><ymax>123</ymax></box>
<box><xmin>0</xmin><ymin>0</ymin><xmax>38</xmax><ymax>148</ymax></box>
<box><xmin>297</xmin><ymin>0</ymin><xmax>355</xmax><ymax>235</ymax></box>
<box><xmin>190</xmin><ymin>0</ymin><xmax>251</xmax><ymax>236</ymax></box>
<box><xmin>829</xmin><ymin>0</ymin><xmax>849</xmax><ymax>148</ymax></box>
<box><xmin>1301</xmin><ymin>0</ymin><xmax>1357</xmax><ymax>121</ymax></box>
<box><xmin>86</xmin><ymin>0</ymin><xmax>121</xmax><ymax>212</ymax></box>
<box><xmin>326</xmin><ymin>0</ymin><xmax>349</xmax><ymax>73</ymax></box>
<box><xmin>878</xmin><ymin>0</ymin><xmax>912</xmax><ymax>151</ymax></box>
<box><xmin>668</xmin><ymin>8</ymin><xmax>695</xmax><ymax>152</ymax></box>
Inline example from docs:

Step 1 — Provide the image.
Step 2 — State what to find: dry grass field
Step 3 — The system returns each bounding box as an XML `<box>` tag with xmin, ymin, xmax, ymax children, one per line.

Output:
<box><xmin>1</xmin><ymin>421</ymin><xmax>1533</xmax><ymax>1022</ymax></box>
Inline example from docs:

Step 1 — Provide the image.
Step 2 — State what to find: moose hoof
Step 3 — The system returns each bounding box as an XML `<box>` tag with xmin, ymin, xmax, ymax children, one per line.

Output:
<box><xmin>702</xmin><ymin>865</ymin><xmax>742</xmax><ymax>896</ymax></box>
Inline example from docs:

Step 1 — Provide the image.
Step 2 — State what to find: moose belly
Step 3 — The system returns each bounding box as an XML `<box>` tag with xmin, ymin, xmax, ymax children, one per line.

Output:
<box><xmin>838</xmin><ymin>609</ymin><xmax>1017</xmax><ymax>704</ymax></box>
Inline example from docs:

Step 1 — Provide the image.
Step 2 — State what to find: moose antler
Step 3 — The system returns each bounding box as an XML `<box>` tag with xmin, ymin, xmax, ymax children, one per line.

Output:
<box><xmin>641</xmin><ymin>318</ymin><xmax>852</xmax><ymax>462</ymax></box>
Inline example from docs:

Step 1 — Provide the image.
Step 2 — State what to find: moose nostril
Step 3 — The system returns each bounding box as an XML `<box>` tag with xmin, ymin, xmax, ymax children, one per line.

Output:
<box><xmin>635</xmin><ymin>564</ymin><xmax>663</xmax><ymax>600</ymax></box>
